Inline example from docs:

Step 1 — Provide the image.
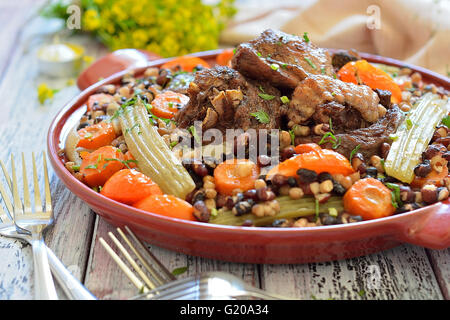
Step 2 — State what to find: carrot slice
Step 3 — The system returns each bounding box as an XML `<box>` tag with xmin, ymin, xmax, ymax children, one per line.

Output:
<box><xmin>343</xmin><ymin>178</ymin><xmax>395</xmax><ymax>220</ymax></box>
<box><xmin>80</xmin><ymin>146</ymin><xmax>125</xmax><ymax>187</ymax></box>
<box><xmin>161</xmin><ymin>56</ymin><xmax>210</xmax><ymax>72</ymax></box>
<box><xmin>337</xmin><ymin>60</ymin><xmax>402</xmax><ymax>104</ymax></box>
<box><xmin>410</xmin><ymin>166</ymin><xmax>448</xmax><ymax>189</ymax></box>
<box><xmin>216</xmin><ymin>48</ymin><xmax>234</xmax><ymax>66</ymax></box>
<box><xmin>101</xmin><ymin>169</ymin><xmax>162</xmax><ymax>204</ymax></box>
<box><xmin>86</xmin><ymin>93</ymin><xmax>114</xmax><ymax>112</ymax></box>
<box><xmin>294</xmin><ymin>143</ymin><xmax>321</xmax><ymax>155</ymax></box>
<box><xmin>267</xmin><ymin>144</ymin><xmax>354</xmax><ymax>178</ymax></box>
<box><xmin>77</xmin><ymin>121</ymin><xmax>116</xmax><ymax>150</ymax></box>
<box><xmin>133</xmin><ymin>194</ymin><xmax>196</xmax><ymax>221</ymax></box>
<box><xmin>150</xmin><ymin>90</ymin><xmax>189</xmax><ymax>119</ymax></box>
<box><xmin>214</xmin><ymin>159</ymin><xmax>260</xmax><ymax>196</ymax></box>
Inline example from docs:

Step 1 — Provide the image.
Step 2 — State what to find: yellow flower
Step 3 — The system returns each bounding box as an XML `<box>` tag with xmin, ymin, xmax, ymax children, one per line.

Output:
<box><xmin>83</xmin><ymin>9</ymin><xmax>101</xmax><ymax>31</ymax></box>
<box><xmin>37</xmin><ymin>83</ymin><xmax>58</xmax><ymax>104</ymax></box>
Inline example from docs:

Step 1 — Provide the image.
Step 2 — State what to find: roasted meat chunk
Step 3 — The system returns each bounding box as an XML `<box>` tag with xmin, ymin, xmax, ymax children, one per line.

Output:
<box><xmin>175</xmin><ymin>66</ymin><xmax>286</xmax><ymax>131</ymax></box>
<box><xmin>287</xmin><ymin>75</ymin><xmax>385</xmax><ymax>127</ymax></box>
<box><xmin>231</xmin><ymin>29</ymin><xmax>334</xmax><ymax>89</ymax></box>
<box><xmin>295</xmin><ymin>105</ymin><xmax>404</xmax><ymax>159</ymax></box>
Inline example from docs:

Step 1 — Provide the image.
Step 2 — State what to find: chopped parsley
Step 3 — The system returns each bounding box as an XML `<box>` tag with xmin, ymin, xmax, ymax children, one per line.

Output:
<box><xmin>258</xmin><ymin>85</ymin><xmax>275</xmax><ymax>100</ymax></box>
<box><xmin>389</xmin><ymin>134</ymin><xmax>399</xmax><ymax>141</ymax></box>
<box><xmin>442</xmin><ymin>115</ymin><xmax>450</xmax><ymax>128</ymax></box>
<box><xmin>281</xmin><ymin>63</ymin><xmax>287</xmax><ymax>69</ymax></box>
<box><xmin>349</xmin><ymin>144</ymin><xmax>361</xmax><ymax>161</ymax></box>
<box><xmin>406</xmin><ymin>118</ymin><xmax>413</xmax><ymax>130</ymax></box>
<box><xmin>103</xmin><ymin>157</ymin><xmax>139</xmax><ymax>170</ymax></box>
<box><xmin>319</xmin><ymin>131</ymin><xmax>341</xmax><ymax>149</ymax></box>
<box><xmin>280</xmin><ymin>96</ymin><xmax>290</xmax><ymax>104</ymax></box>
<box><xmin>303</xmin><ymin>32</ymin><xmax>310</xmax><ymax>43</ymax></box>
<box><xmin>385</xmin><ymin>182</ymin><xmax>402</xmax><ymax>209</ymax></box>
<box><xmin>171</xmin><ymin>266</ymin><xmax>188</xmax><ymax>276</ymax></box>
<box><xmin>71</xmin><ymin>165</ymin><xmax>80</xmax><ymax>172</ymax></box>
<box><xmin>169</xmin><ymin>141</ymin><xmax>178</xmax><ymax>149</ymax></box>
<box><xmin>304</xmin><ymin>57</ymin><xmax>316</xmax><ymax>70</ymax></box>
<box><xmin>250</xmin><ymin>110</ymin><xmax>270</xmax><ymax>124</ymax></box>
<box><xmin>270</xmin><ymin>63</ymin><xmax>279</xmax><ymax>71</ymax></box>
<box><xmin>289</xmin><ymin>129</ymin><xmax>295</xmax><ymax>145</ymax></box>
<box><xmin>189</xmin><ymin>125</ymin><xmax>201</xmax><ymax>144</ymax></box>
<box><xmin>256</xmin><ymin>52</ymin><xmax>262</xmax><ymax>57</ymax></box>
<box><xmin>321</xmin><ymin>66</ymin><xmax>326</xmax><ymax>75</ymax></box>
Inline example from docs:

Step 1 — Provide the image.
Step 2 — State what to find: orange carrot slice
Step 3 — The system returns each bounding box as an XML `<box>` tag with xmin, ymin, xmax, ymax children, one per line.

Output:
<box><xmin>101</xmin><ymin>169</ymin><xmax>162</xmax><ymax>204</ymax></box>
<box><xmin>216</xmin><ymin>48</ymin><xmax>234</xmax><ymax>66</ymax></box>
<box><xmin>150</xmin><ymin>90</ymin><xmax>189</xmax><ymax>119</ymax></box>
<box><xmin>267</xmin><ymin>144</ymin><xmax>354</xmax><ymax>178</ymax></box>
<box><xmin>214</xmin><ymin>159</ymin><xmax>260</xmax><ymax>196</ymax></box>
<box><xmin>77</xmin><ymin>121</ymin><xmax>116</xmax><ymax>150</ymax></box>
<box><xmin>343</xmin><ymin>178</ymin><xmax>395</xmax><ymax>220</ymax></box>
<box><xmin>337</xmin><ymin>60</ymin><xmax>402</xmax><ymax>104</ymax></box>
<box><xmin>133</xmin><ymin>194</ymin><xmax>196</xmax><ymax>221</ymax></box>
<box><xmin>80</xmin><ymin>146</ymin><xmax>124</xmax><ymax>187</ymax></box>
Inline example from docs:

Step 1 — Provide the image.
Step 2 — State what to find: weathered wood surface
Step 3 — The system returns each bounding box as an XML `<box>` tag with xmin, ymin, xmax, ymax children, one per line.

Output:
<box><xmin>0</xmin><ymin>2</ymin><xmax>448</xmax><ymax>300</ymax></box>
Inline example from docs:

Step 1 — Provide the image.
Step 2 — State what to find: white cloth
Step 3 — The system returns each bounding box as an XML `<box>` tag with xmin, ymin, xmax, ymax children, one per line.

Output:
<box><xmin>221</xmin><ymin>0</ymin><xmax>450</xmax><ymax>76</ymax></box>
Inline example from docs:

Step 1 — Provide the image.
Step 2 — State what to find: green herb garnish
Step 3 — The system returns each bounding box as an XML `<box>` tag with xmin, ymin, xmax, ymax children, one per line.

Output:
<box><xmin>189</xmin><ymin>125</ymin><xmax>201</xmax><ymax>144</ymax></box>
<box><xmin>406</xmin><ymin>118</ymin><xmax>413</xmax><ymax>130</ymax></box>
<box><xmin>349</xmin><ymin>144</ymin><xmax>361</xmax><ymax>161</ymax></box>
<box><xmin>169</xmin><ymin>141</ymin><xmax>178</xmax><ymax>149</ymax></box>
<box><xmin>318</xmin><ymin>131</ymin><xmax>341</xmax><ymax>149</ymax></box>
<box><xmin>256</xmin><ymin>52</ymin><xmax>262</xmax><ymax>57</ymax></box>
<box><xmin>258</xmin><ymin>85</ymin><xmax>275</xmax><ymax>100</ymax></box>
<box><xmin>289</xmin><ymin>129</ymin><xmax>295</xmax><ymax>145</ymax></box>
<box><xmin>304</xmin><ymin>57</ymin><xmax>316</xmax><ymax>69</ymax></box>
<box><xmin>389</xmin><ymin>134</ymin><xmax>399</xmax><ymax>141</ymax></box>
<box><xmin>280</xmin><ymin>96</ymin><xmax>290</xmax><ymax>104</ymax></box>
<box><xmin>172</xmin><ymin>266</ymin><xmax>188</xmax><ymax>276</ymax></box>
<box><xmin>321</xmin><ymin>66</ymin><xmax>326</xmax><ymax>74</ymax></box>
<box><xmin>303</xmin><ymin>32</ymin><xmax>310</xmax><ymax>43</ymax></box>
<box><xmin>71</xmin><ymin>165</ymin><xmax>80</xmax><ymax>172</ymax></box>
<box><xmin>270</xmin><ymin>63</ymin><xmax>279</xmax><ymax>71</ymax></box>
<box><xmin>385</xmin><ymin>182</ymin><xmax>402</xmax><ymax>208</ymax></box>
<box><xmin>250</xmin><ymin>110</ymin><xmax>270</xmax><ymax>124</ymax></box>
<box><xmin>442</xmin><ymin>115</ymin><xmax>450</xmax><ymax>128</ymax></box>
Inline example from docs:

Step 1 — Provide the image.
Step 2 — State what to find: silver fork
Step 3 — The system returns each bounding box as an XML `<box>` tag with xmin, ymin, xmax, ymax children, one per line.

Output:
<box><xmin>0</xmin><ymin>152</ymin><xmax>96</xmax><ymax>300</ymax></box>
<box><xmin>133</xmin><ymin>271</ymin><xmax>292</xmax><ymax>300</ymax></box>
<box><xmin>101</xmin><ymin>226</ymin><xmax>292</xmax><ymax>300</ymax></box>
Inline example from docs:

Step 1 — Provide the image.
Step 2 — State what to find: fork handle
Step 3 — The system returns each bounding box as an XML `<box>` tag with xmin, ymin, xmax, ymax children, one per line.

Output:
<box><xmin>31</xmin><ymin>237</ymin><xmax>58</xmax><ymax>300</ymax></box>
<box><xmin>46</xmin><ymin>246</ymin><xmax>97</xmax><ymax>300</ymax></box>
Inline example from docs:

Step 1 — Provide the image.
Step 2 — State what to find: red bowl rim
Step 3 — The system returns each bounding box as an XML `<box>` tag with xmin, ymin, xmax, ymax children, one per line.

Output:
<box><xmin>47</xmin><ymin>48</ymin><xmax>450</xmax><ymax>237</ymax></box>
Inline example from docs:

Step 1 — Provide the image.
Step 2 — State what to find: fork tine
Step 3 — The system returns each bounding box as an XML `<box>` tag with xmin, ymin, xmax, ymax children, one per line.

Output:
<box><xmin>107</xmin><ymin>231</ymin><xmax>158</xmax><ymax>290</ymax></box>
<box><xmin>124</xmin><ymin>226</ymin><xmax>176</xmax><ymax>282</ymax></box>
<box><xmin>0</xmin><ymin>158</ymin><xmax>11</xmax><ymax>192</ymax></box>
<box><xmin>10</xmin><ymin>154</ymin><xmax>22</xmax><ymax>217</ymax></box>
<box><xmin>21</xmin><ymin>153</ymin><xmax>32</xmax><ymax>213</ymax></box>
<box><xmin>32</xmin><ymin>152</ymin><xmax>42</xmax><ymax>213</ymax></box>
<box><xmin>117</xmin><ymin>227</ymin><xmax>168</xmax><ymax>286</ymax></box>
<box><xmin>0</xmin><ymin>177</ymin><xmax>13</xmax><ymax>219</ymax></box>
<box><xmin>42</xmin><ymin>152</ymin><xmax>52</xmax><ymax>213</ymax></box>
<box><xmin>99</xmin><ymin>237</ymin><xmax>149</xmax><ymax>293</ymax></box>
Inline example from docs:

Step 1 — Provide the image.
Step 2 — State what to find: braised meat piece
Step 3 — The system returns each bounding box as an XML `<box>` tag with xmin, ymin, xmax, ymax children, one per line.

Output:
<box><xmin>231</xmin><ymin>29</ymin><xmax>334</xmax><ymax>89</ymax></box>
<box><xmin>287</xmin><ymin>75</ymin><xmax>385</xmax><ymax>127</ymax></box>
<box><xmin>175</xmin><ymin>66</ymin><xmax>286</xmax><ymax>131</ymax></box>
<box><xmin>296</xmin><ymin>105</ymin><xmax>404</xmax><ymax>159</ymax></box>
<box><xmin>331</xmin><ymin>49</ymin><xmax>360</xmax><ymax>70</ymax></box>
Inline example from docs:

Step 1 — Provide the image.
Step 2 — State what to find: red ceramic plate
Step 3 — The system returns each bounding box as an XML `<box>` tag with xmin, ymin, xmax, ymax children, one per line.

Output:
<box><xmin>47</xmin><ymin>49</ymin><xmax>450</xmax><ymax>264</ymax></box>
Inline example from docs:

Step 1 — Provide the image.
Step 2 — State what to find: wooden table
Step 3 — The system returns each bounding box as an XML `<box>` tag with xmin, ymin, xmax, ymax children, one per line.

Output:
<box><xmin>0</xmin><ymin>0</ymin><xmax>448</xmax><ymax>300</ymax></box>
